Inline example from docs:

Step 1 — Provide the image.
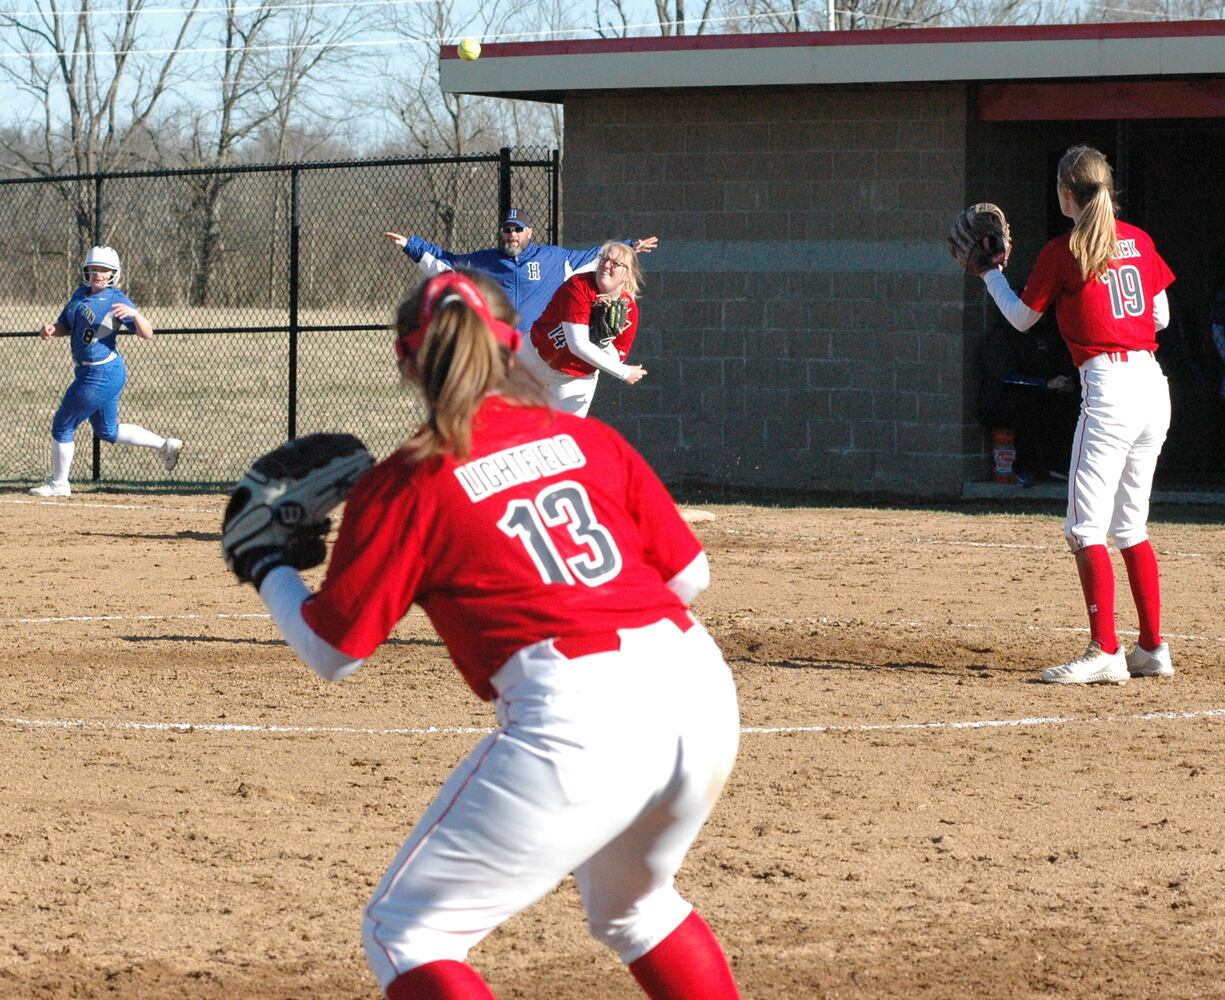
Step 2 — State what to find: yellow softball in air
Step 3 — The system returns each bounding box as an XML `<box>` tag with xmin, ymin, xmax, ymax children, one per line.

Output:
<box><xmin>458</xmin><ymin>37</ymin><xmax>482</xmax><ymax>61</ymax></box>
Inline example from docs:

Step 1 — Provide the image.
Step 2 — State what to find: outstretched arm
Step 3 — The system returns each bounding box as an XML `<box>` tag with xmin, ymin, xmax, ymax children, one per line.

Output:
<box><xmin>565</xmin><ymin>236</ymin><xmax>658</xmax><ymax>277</ymax></box>
<box><xmin>395</xmin><ymin>233</ymin><xmax>466</xmax><ymax>276</ymax></box>
<box><xmin>982</xmin><ymin>270</ymin><xmax>1043</xmax><ymax>332</ymax></box>
<box><xmin>261</xmin><ymin>567</ymin><xmax>365</xmax><ymax>682</ymax></box>
<box><xmin>561</xmin><ymin>321</ymin><xmax>647</xmax><ymax>382</ymax></box>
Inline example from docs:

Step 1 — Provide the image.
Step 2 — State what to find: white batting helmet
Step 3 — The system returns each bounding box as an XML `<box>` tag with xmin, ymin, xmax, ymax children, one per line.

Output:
<box><xmin>82</xmin><ymin>245</ymin><xmax>122</xmax><ymax>286</ymax></box>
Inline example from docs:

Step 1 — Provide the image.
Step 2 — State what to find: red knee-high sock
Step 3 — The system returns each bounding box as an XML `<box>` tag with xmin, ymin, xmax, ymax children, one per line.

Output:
<box><xmin>386</xmin><ymin>960</ymin><xmax>495</xmax><ymax>1000</ymax></box>
<box><xmin>1074</xmin><ymin>544</ymin><xmax>1117</xmax><ymax>654</ymax></box>
<box><xmin>628</xmin><ymin>910</ymin><xmax>740</xmax><ymax>1000</ymax></box>
<box><xmin>1121</xmin><ymin>540</ymin><xmax>1162</xmax><ymax>650</ymax></box>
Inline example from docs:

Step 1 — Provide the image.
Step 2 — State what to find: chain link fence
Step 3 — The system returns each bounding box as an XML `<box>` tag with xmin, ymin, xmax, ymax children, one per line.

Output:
<box><xmin>0</xmin><ymin>146</ymin><xmax>559</xmax><ymax>489</ymax></box>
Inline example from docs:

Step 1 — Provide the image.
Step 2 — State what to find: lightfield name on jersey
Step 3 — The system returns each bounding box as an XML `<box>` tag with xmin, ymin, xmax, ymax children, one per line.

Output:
<box><xmin>453</xmin><ymin>432</ymin><xmax>586</xmax><ymax>502</ymax></box>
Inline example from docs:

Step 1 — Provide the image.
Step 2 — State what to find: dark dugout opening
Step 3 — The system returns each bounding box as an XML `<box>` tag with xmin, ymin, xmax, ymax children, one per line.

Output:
<box><xmin>968</xmin><ymin>86</ymin><xmax>1225</xmax><ymax>490</ymax></box>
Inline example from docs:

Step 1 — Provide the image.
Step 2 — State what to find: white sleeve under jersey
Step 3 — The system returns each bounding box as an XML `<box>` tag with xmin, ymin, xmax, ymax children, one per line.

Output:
<box><xmin>1152</xmin><ymin>290</ymin><xmax>1169</xmax><ymax>331</ymax></box>
<box><xmin>562</xmin><ymin>321</ymin><xmax>633</xmax><ymax>380</ymax></box>
<box><xmin>986</xmin><ymin>270</ymin><xmax>1170</xmax><ymax>336</ymax></box>
<box><xmin>665</xmin><ymin>551</ymin><xmax>710</xmax><ymax>606</ymax></box>
<box><xmin>983</xmin><ymin>269</ymin><xmax>1043</xmax><ymax>332</ymax></box>
<box><xmin>260</xmin><ymin>565</ymin><xmax>364</xmax><ymax>682</ymax></box>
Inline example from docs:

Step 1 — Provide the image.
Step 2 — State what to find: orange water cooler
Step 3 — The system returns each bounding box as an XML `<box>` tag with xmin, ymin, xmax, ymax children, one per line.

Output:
<box><xmin>991</xmin><ymin>428</ymin><xmax>1018</xmax><ymax>484</ymax></box>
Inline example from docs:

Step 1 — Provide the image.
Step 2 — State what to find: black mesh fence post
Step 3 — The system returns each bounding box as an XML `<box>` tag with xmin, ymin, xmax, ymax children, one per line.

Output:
<box><xmin>93</xmin><ymin>175</ymin><xmax>105</xmax><ymax>246</ymax></box>
<box><xmin>551</xmin><ymin>149</ymin><xmax>560</xmax><ymax>244</ymax></box>
<box><xmin>288</xmin><ymin>166</ymin><xmax>301</xmax><ymax>441</ymax></box>
<box><xmin>92</xmin><ymin>174</ymin><xmax>104</xmax><ymax>482</ymax></box>
<box><xmin>498</xmin><ymin>148</ymin><xmax>512</xmax><ymax>222</ymax></box>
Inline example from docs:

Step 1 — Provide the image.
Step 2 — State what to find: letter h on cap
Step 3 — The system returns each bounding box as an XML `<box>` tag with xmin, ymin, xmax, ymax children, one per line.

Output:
<box><xmin>501</xmin><ymin>207</ymin><xmax>532</xmax><ymax>230</ymax></box>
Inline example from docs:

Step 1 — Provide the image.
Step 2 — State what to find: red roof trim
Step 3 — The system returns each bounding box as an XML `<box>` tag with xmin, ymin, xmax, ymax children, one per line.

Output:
<box><xmin>442</xmin><ymin>19</ymin><xmax>1225</xmax><ymax>60</ymax></box>
<box><xmin>978</xmin><ymin>79</ymin><xmax>1225</xmax><ymax>120</ymax></box>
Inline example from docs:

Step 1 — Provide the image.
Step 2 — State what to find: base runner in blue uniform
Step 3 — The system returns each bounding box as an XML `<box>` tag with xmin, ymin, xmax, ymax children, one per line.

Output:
<box><xmin>29</xmin><ymin>246</ymin><xmax>183</xmax><ymax>497</ymax></box>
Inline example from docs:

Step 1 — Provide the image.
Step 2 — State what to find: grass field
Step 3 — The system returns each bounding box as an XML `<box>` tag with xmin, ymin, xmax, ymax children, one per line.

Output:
<box><xmin>1</xmin><ymin>304</ymin><xmax>426</xmax><ymax>486</ymax></box>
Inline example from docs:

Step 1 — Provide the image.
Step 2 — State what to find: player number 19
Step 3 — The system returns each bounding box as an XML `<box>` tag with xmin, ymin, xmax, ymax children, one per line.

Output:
<box><xmin>1105</xmin><ymin>265</ymin><xmax>1146</xmax><ymax>320</ymax></box>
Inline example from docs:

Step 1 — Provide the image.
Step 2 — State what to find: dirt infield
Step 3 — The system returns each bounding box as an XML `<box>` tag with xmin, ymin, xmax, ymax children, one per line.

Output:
<box><xmin>2</xmin><ymin>492</ymin><xmax>1224</xmax><ymax>999</ymax></box>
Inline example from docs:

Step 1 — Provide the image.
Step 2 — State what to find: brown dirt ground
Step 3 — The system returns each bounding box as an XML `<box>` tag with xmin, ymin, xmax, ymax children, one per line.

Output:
<box><xmin>2</xmin><ymin>492</ymin><xmax>1224</xmax><ymax>999</ymax></box>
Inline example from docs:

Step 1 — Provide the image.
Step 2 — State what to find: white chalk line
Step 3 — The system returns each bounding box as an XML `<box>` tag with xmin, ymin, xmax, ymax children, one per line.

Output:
<box><xmin>714</xmin><ymin>615</ymin><xmax>1225</xmax><ymax>647</ymax></box>
<box><xmin>4</xmin><ymin>707</ymin><xmax>1225</xmax><ymax>740</ymax></box>
<box><xmin>7</xmin><ymin>611</ymin><xmax>271</xmax><ymax>625</ymax></box>
<box><xmin>1</xmin><ymin>496</ymin><xmax>220</xmax><ymax>514</ymax></box>
<box><xmin>7</xmin><ymin>609</ymin><xmax>1224</xmax><ymax>647</ymax></box>
<box><xmin>0</xmin><ymin>716</ymin><xmax>491</xmax><ymax>737</ymax></box>
<box><xmin>5</xmin><ymin>496</ymin><xmax>1215</xmax><ymax>557</ymax></box>
<box><xmin>744</xmin><ymin>706</ymin><xmax>1225</xmax><ymax>734</ymax></box>
<box><xmin>721</xmin><ymin>527</ymin><xmax>1213</xmax><ymax>559</ymax></box>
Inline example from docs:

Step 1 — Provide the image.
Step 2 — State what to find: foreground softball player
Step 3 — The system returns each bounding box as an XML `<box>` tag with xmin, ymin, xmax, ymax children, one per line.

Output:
<box><xmin>979</xmin><ymin>145</ymin><xmax>1174</xmax><ymax>684</ymax></box>
<box><xmin>254</xmin><ymin>271</ymin><xmax>741</xmax><ymax>998</ymax></box>
<box><xmin>518</xmin><ymin>240</ymin><xmax>647</xmax><ymax>416</ymax></box>
<box><xmin>30</xmin><ymin>246</ymin><xmax>182</xmax><ymax>496</ymax></box>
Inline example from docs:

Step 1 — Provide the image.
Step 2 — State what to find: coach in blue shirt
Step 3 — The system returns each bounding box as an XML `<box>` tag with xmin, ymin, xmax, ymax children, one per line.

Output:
<box><xmin>385</xmin><ymin>208</ymin><xmax>658</xmax><ymax>333</ymax></box>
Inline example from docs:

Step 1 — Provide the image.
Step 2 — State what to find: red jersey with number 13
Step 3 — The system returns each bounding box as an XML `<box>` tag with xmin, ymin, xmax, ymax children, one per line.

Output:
<box><xmin>301</xmin><ymin>397</ymin><xmax>700</xmax><ymax>700</ymax></box>
<box><xmin>1020</xmin><ymin>220</ymin><xmax>1174</xmax><ymax>368</ymax></box>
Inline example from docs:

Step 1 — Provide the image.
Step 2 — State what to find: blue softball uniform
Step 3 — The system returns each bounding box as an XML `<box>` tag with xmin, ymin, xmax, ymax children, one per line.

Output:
<box><xmin>403</xmin><ymin>237</ymin><xmax>609</xmax><ymax>333</ymax></box>
<box><xmin>59</xmin><ymin>285</ymin><xmax>136</xmax><ymax>363</ymax></box>
<box><xmin>51</xmin><ymin>285</ymin><xmax>138</xmax><ymax>443</ymax></box>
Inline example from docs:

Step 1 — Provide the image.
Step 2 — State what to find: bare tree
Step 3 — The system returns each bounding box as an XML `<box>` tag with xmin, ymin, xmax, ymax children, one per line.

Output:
<box><xmin>699</xmin><ymin>0</ymin><xmax>1149</xmax><ymax>33</ymax></box>
<box><xmin>377</xmin><ymin>0</ymin><xmax>521</xmax><ymax>157</ymax></box>
<box><xmin>594</xmin><ymin>0</ymin><xmax>639</xmax><ymax>36</ymax></box>
<box><xmin>0</xmin><ymin>0</ymin><xmax>202</xmax><ymax>175</ymax></box>
<box><xmin>0</xmin><ymin>0</ymin><xmax>202</xmax><ymax>250</ymax></box>
<box><xmin>161</xmin><ymin>0</ymin><xmax>372</xmax><ymax>304</ymax></box>
<box><xmin>368</xmin><ymin>0</ymin><xmax>565</xmax><ymax>244</ymax></box>
<box><xmin>831</xmin><ymin>0</ymin><xmax>950</xmax><ymax>29</ymax></box>
<box><xmin>1082</xmin><ymin>0</ymin><xmax>1225</xmax><ymax>18</ymax></box>
<box><xmin>654</xmin><ymin>0</ymin><xmax>719</xmax><ymax>34</ymax></box>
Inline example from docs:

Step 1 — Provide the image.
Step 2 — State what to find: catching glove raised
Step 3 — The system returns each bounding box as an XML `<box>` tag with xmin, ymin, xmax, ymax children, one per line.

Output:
<box><xmin>949</xmin><ymin>203</ymin><xmax>1012</xmax><ymax>275</ymax></box>
<box><xmin>221</xmin><ymin>433</ymin><xmax>374</xmax><ymax>588</ymax></box>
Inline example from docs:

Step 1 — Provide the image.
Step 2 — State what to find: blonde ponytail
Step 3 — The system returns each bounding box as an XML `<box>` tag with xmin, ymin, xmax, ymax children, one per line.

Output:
<box><xmin>407</xmin><ymin>302</ymin><xmax>504</xmax><ymax>460</ymax></box>
<box><xmin>1058</xmin><ymin>145</ymin><xmax>1118</xmax><ymax>279</ymax></box>
<box><xmin>395</xmin><ymin>270</ymin><xmax>546</xmax><ymax>462</ymax></box>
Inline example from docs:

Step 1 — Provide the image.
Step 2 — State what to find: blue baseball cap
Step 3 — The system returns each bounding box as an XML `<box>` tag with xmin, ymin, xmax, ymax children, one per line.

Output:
<box><xmin>500</xmin><ymin>208</ymin><xmax>532</xmax><ymax>230</ymax></box>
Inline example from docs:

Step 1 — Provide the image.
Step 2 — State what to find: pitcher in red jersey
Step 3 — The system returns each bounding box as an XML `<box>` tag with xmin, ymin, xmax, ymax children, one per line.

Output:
<box><xmin>256</xmin><ymin>269</ymin><xmax>742</xmax><ymax>1000</ymax></box>
<box><xmin>517</xmin><ymin>240</ymin><xmax>647</xmax><ymax>416</ymax></box>
<box><xmin>979</xmin><ymin>145</ymin><xmax>1175</xmax><ymax>685</ymax></box>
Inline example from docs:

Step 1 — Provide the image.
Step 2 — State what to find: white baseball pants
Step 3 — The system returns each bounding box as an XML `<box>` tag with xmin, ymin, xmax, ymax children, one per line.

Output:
<box><xmin>361</xmin><ymin>617</ymin><xmax>740</xmax><ymax>991</ymax></box>
<box><xmin>1065</xmin><ymin>350</ymin><xmax>1170</xmax><ymax>551</ymax></box>
<box><xmin>515</xmin><ymin>341</ymin><xmax>600</xmax><ymax>416</ymax></box>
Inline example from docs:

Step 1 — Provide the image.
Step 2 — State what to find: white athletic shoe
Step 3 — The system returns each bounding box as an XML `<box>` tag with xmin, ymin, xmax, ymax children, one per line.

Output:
<box><xmin>160</xmin><ymin>437</ymin><xmax>183</xmax><ymax>472</ymax></box>
<box><xmin>29</xmin><ymin>480</ymin><xmax>70</xmax><ymax>497</ymax></box>
<box><xmin>1038</xmin><ymin>641</ymin><xmax>1129</xmax><ymax>685</ymax></box>
<box><xmin>1126</xmin><ymin>642</ymin><xmax>1173</xmax><ymax>679</ymax></box>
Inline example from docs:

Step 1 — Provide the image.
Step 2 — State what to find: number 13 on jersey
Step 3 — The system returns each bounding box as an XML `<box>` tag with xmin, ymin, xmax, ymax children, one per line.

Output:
<box><xmin>498</xmin><ymin>480</ymin><xmax>624</xmax><ymax>586</ymax></box>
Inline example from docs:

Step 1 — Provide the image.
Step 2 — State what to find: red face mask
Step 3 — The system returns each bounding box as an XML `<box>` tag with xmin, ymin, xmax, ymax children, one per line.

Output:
<box><xmin>396</xmin><ymin>273</ymin><xmax>521</xmax><ymax>364</ymax></box>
